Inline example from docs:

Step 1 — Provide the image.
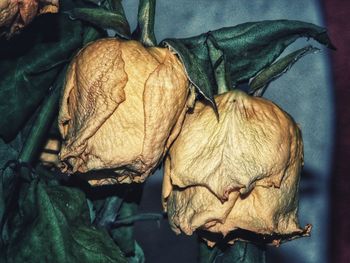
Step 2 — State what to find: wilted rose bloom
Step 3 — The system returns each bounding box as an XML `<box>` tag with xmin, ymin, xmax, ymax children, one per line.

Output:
<box><xmin>59</xmin><ymin>38</ymin><xmax>193</xmax><ymax>185</ymax></box>
<box><xmin>0</xmin><ymin>0</ymin><xmax>59</xmax><ymax>37</ymax></box>
<box><xmin>162</xmin><ymin>90</ymin><xmax>310</xmax><ymax>245</ymax></box>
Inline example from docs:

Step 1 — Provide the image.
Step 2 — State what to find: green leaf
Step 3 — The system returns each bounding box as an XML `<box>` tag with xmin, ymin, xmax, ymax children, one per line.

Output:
<box><xmin>206</xmin><ymin>34</ymin><xmax>230</xmax><ymax>94</ymax></box>
<box><xmin>249</xmin><ymin>45</ymin><xmax>319</xmax><ymax>96</ymax></box>
<box><xmin>67</xmin><ymin>7</ymin><xmax>131</xmax><ymax>39</ymax></box>
<box><xmin>95</xmin><ymin>195</ymin><xmax>123</xmax><ymax>227</ymax></box>
<box><xmin>198</xmin><ymin>239</ymin><xmax>219</xmax><ymax>263</ymax></box>
<box><xmin>90</xmin><ymin>184</ymin><xmax>143</xmax><ymax>258</ymax></box>
<box><xmin>109</xmin><ymin>184</ymin><xmax>143</xmax><ymax>256</ymax></box>
<box><xmin>83</xmin><ymin>25</ymin><xmax>108</xmax><ymax>45</ymax></box>
<box><xmin>5</xmin><ymin>177</ymin><xmax>127</xmax><ymax>263</ymax></box>
<box><xmin>0</xmin><ymin>14</ymin><xmax>84</xmax><ymax>142</ymax></box>
<box><xmin>132</xmin><ymin>0</ymin><xmax>157</xmax><ymax>46</ymax></box>
<box><xmin>18</xmin><ymin>67</ymin><xmax>66</xmax><ymax>164</ymax></box>
<box><xmin>128</xmin><ymin>241</ymin><xmax>145</xmax><ymax>263</ymax></box>
<box><xmin>199</xmin><ymin>240</ymin><xmax>266</xmax><ymax>263</ymax></box>
<box><xmin>215</xmin><ymin>242</ymin><xmax>266</xmax><ymax>263</ymax></box>
<box><xmin>162</xmin><ymin>38</ymin><xmax>216</xmax><ymax>104</ymax></box>
<box><xmin>82</xmin><ymin>0</ymin><xmax>101</xmax><ymax>4</ymax></box>
<box><xmin>161</xmin><ymin>20</ymin><xmax>334</xmax><ymax>106</ymax></box>
<box><xmin>0</xmin><ymin>139</ymin><xmax>24</xmax><ymax>246</ymax></box>
<box><xmin>111</xmin><ymin>202</ymin><xmax>138</xmax><ymax>256</ymax></box>
<box><xmin>113</xmin><ymin>213</ymin><xmax>163</xmax><ymax>226</ymax></box>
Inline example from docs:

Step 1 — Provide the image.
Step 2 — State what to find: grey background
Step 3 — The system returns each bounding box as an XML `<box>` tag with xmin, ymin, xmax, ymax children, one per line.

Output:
<box><xmin>122</xmin><ymin>1</ymin><xmax>334</xmax><ymax>262</ymax></box>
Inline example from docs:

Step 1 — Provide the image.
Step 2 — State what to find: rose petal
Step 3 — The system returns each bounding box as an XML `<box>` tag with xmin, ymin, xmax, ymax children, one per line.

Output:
<box><xmin>168</xmin><ymin>90</ymin><xmax>301</xmax><ymax>200</ymax></box>
<box><xmin>59</xmin><ymin>39</ymin><xmax>191</xmax><ymax>184</ymax></box>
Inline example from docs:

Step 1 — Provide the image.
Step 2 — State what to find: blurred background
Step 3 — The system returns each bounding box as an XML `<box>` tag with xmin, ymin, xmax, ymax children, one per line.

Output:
<box><xmin>119</xmin><ymin>0</ymin><xmax>349</xmax><ymax>262</ymax></box>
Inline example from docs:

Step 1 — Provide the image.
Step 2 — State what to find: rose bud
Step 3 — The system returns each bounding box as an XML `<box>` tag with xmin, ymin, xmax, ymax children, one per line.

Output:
<box><xmin>58</xmin><ymin>38</ymin><xmax>193</xmax><ymax>185</ymax></box>
<box><xmin>162</xmin><ymin>90</ymin><xmax>310</xmax><ymax>245</ymax></box>
<box><xmin>0</xmin><ymin>0</ymin><xmax>59</xmax><ymax>37</ymax></box>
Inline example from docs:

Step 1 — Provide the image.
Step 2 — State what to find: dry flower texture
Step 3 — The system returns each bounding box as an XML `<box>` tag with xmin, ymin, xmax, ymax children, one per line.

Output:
<box><xmin>0</xmin><ymin>0</ymin><xmax>59</xmax><ymax>37</ymax></box>
<box><xmin>163</xmin><ymin>90</ymin><xmax>310</xmax><ymax>244</ymax></box>
<box><xmin>59</xmin><ymin>38</ymin><xmax>191</xmax><ymax>185</ymax></box>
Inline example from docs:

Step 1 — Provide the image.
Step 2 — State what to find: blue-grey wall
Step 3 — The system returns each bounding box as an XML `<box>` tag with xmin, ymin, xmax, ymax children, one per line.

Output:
<box><xmin>123</xmin><ymin>1</ymin><xmax>334</xmax><ymax>262</ymax></box>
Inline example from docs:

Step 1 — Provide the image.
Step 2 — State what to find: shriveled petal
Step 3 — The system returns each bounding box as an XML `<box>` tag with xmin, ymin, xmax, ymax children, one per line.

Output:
<box><xmin>0</xmin><ymin>1</ymin><xmax>18</xmax><ymax>29</ymax></box>
<box><xmin>59</xmin><ymin>39</ymin><xmax>128</xmax><ymax>173</ymax></box>
<box><xmin>137</xmin><ymin>47</ymin><xmax>189</xmax><ymax>177</ymax></box>
<box><xmin>166</xmin><ymin>150</ymin><xmax>306</xmax><ymax>238</ymax></box>
<box><xmin>168</xmin><ymin>90</ymin><xmax>301</xmax><ymax>200</ymax></box>
<box><xmin>19</xmin><ymin>0</ymin><xmax>38</xmax><ymax>25</ymax></box>
<box><xmin>167</xmin><ymin>186</ymin><xmax>239</xmax><ymax>236</ymax></box>
<box><xmin>163</xmin><ymin>90</ymin><xmax>308</xmax><ymax>245</ymax></box>
<box><xmin>59</xmin><ymin>39</ymin><xmax>190</xmax><ymax>184</ymax></box>
<box><xmin>0</xmin><ymin>0</ymin><xmax>59</xmax><ymax>37</ymax></box>
<box><xmin>213</xmin><ymin>158</ymin><xmax>306</xmax><ymax>237</ymax></box>
<box><xmin>38</xmin><ymin>0</ymin><xmax>59</xmax><ymax>14</ymax></box>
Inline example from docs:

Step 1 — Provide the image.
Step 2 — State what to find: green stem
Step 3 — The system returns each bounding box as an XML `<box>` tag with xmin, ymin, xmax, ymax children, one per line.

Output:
<box><xmin>83</xmin><ymin>27</ymin><xmax>103</xmax><ymax>45</ymax></box>
<box><xmin>206</xmin><ymin>34</ymin><xmax>230</xmax><ymax>94</ymax></box>
<box><xmin>109</xmin><ymin>184</ymin><xmax>144</xmax><ymax>256</ymax></box>
<box><xmin>112</xmin><ymin>212</ymin><xmax>164</xmax><ymax>226</ymax></box>
<box><xmin>132</xmin><ymin>0</ymin><xmax>157</xmax><ymax>46</ymax></box>
<box><xmin>18</xmin><ymin>69</ymin><xmax>66</xmax><ymax>164</ymax></box>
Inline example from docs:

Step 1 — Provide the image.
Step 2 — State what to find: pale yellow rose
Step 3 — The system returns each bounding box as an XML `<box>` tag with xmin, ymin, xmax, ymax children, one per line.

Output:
<box><xmin>163</xmin><ymin>90</ymin><xmax>310</xmax><ymax>245</ymax></box>
<box><xmin>59</xmin><ymin>38</ymin><xmax>193</xmax><ymax>185</ymax></box>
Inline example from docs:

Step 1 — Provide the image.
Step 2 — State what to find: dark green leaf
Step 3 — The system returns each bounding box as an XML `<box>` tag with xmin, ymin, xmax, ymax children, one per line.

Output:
<box><xmin>132</xmin><ymin>0</ymin><xmax>157</xmax><ymax>46</ymax></box>
<box><xmin>111</xmin><ymin>201</ymin><xmax>138</xmax><ymax>256</ymax></box>
<box><xmin>0</xmin><ymin>139</ymin><xmax>24</xmax><ymax>247</ymax></box>
<box><xmin>249</xmin><ymin>45</ymin><xmax>319</xmax><ymax>96</ymax></box>
<box><xmin>206</xmin><ymin>34</ymin><xmax>230</xmax><ymax>94</ymax></box>
<box><xmin>113</xmin><ymin>212</ymin><xmax>163</xmax><ymax>226</ymax></box>
<box><xmin>128</xmin><ymin>241</ymin><xmax>145</xmax><ymax>263</ymax></box>
<box><xmin>162</xmin><ymin>39</ymin><xmax>218</xmax><ymax>112</ymax></box>
<box><xmin>83</xmin><ymin>25</ymin><xmax>108</xmax><ymax>45</ymax></box>
<box><xmin>0</xmin><ymin>14</ymin><xmax>84</xmax><ymax>142</ymax></box>
<box><xmin>95</xmin><ymin>195</ymin><xmax>123</xmax><ymax>227</ymax></box>
<box><xmin>90</xmin><ymin>184</ymin><xmax>143</xmax><ymax>257</ymax></box>
<box><xmin>67</xmin><ymin>7</ymin><xmax>131</xmax><ymax>39</ymax></box>
<box><xmin>110</xmin><ymin>184</ymin><xmax>143</xmax><ymax>256</ymax></box>
<box><xmin>199</xmin><ymin>240</ymin><xmax>266</xmax><ymax>263</ymax></box>
<box><xmin>18</xmin><ymin>67</ymin><xmax>66</xmax><ymax>164</ymax></box>
<box><xmin>82</xmin><ymin>0</ymin><xmax>102</xmax><ymax>5</ymax></box>
<box><xmin>0</xmin><ymin>71</ymin><xmax>65</xmax><ymax>246</ymax></box>
<box><xmin>216</xmin><ymin>242</ymin><xmax>266</xmax><ymax>263</ymax></box>
<box><xmin>198</xmin><ymin>239</ymin><xmax>219</xmax><ymax>263</ymax></box>
<box><xmin>5</xmin><ymin>177</ymin><xmax>127</xmax><ymax>263</ymax></box>
<box><xmin>161</xmin><ymin>20</ymin><xmax>334</xmax><ymax>106</ymax></box>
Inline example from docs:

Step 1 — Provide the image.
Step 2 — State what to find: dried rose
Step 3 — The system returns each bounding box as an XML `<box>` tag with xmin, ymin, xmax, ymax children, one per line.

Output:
<box><xmin>59</xmin><ymin>38</ymin><xmax>193</xmax><ymax>185</ymax></box>
<box><xmin>162</xmin><ymin>90</ymin><xmax>310</xmax><ymax>245</ymax></box>
<box><xmin>0</xmin><ymin>0</ymin><xmax>59</xmax><ymax>38</ymax></box>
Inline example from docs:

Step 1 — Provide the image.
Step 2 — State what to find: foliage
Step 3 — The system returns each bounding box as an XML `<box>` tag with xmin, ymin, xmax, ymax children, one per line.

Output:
<box><xmin>0</xmin><ymin>0</ymin><xmax>334</xmax><ymax>262</ymax></box>
<box><xmin>4</xmin><ymin>171</ymin><xmax>127</xmax><ymax>263</ymax></box>
<box><xmin>161</xmin><ymin>20</ymin><xmax>335</xmax><ymax>108</ymax></box>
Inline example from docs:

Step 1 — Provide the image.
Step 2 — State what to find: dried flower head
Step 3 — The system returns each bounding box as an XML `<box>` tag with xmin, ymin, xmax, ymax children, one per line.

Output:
<box><xmin>59</xmin><ymin>38</ymin><xmax>193</xmax><ymax>185</ymax></box>
<box><xmin>0</xmin><ymin>0</ymin><xmax>59</xmax><ymax>37</ymax></box>
<box><xmin>162</xmin><ymin>90</ymin><xmax>310</xmax><ymax>245</ymax></box>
